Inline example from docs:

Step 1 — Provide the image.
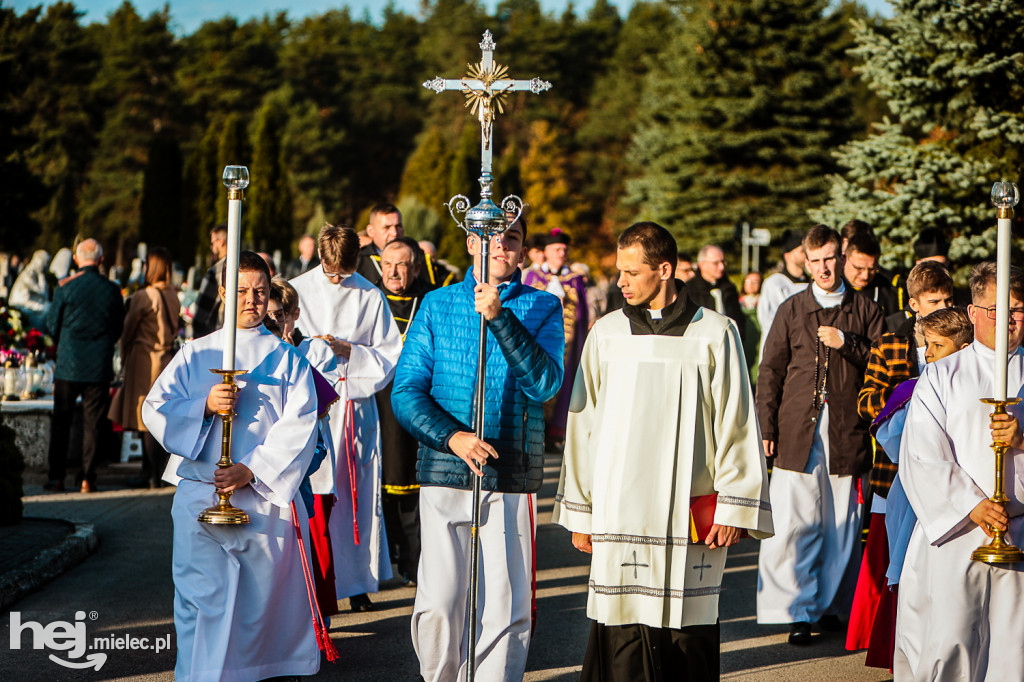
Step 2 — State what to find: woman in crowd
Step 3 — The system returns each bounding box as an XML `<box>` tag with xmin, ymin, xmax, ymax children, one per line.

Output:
<box><xmin>109</xmin><ymin>247</ymin><xmax>180</xmax><ymax>488</ymax></box>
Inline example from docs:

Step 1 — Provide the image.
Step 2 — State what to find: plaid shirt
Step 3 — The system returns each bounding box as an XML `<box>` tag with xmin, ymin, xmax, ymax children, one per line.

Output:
<box><xmin>857</xmin><ymin>318</ymin><xmax>918</xmax><ymax>497</ymax></box>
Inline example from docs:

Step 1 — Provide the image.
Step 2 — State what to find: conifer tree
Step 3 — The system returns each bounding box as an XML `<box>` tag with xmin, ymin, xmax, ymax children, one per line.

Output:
<box><xmin>248</xmin><ymin>91</ymin><xmax>293</xmax><ymax>251</ymax></box>
<box><xmin>216</xmin><ymin>113</ymin><xmax>248</xmax><ymax>229</ymax></box>
<box><xmin>78</xmin><ymin>3</ymin><xmax>179</xmax><ymax>254</ymax></box>
<box><xmin>140</xmin><ymin>129</ymin><xmax>184</xmax><ymax>256</ymax></box>
<box><xmin>521</xmin><ymin>120</ymin><xmax>580</xmax><ymax>233</ymax></box>
<box><xmin>627</xmin><ymin>0</ymin><xmax>856</xmax><ymax>254</ymax></box>
<box><xmin>811</xmin><ymin>0</ymin><xmax>1024</xmax><ymax>270</ymax></box>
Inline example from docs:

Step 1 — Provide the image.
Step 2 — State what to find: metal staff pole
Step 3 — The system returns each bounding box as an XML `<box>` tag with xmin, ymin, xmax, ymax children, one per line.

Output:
<box><xmin>467</xmin><ymin>231</ymin><xmax>490</xmax><ymax>678</ymax></box>
<box><xmin>425</xmin><ymin>30</ymin><xmax>550</xmax><ymax>680</ymax></box>
<box><xmin>445</xmin><ymin>174</ymin><xmax>523</xmax><ymax>681</ymax></box>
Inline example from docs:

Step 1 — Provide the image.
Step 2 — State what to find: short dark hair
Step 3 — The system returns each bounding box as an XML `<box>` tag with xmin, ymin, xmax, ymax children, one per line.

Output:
<box><xmin>382</xmin><ymin>236</ymin><xmax>423</xmax><ymax>267</ymax></box>
<box><xmin>677</xmin><ymin>252</ymin><xmax>693</xmax><ymax>263</ymax></box>
<box><xmin>907</xmin><ymin>260</ymin><xmax>953</xmax><ymax>300</ymax></box>
<box><xmin>802</xmin><ymin>224</ymin><xmax>841</xmax><ymax>253</ymax></box>
<box><xmin>918</xmin><ymin>307</ymin><xmax>973</xmax><ymax>349</ymax></box>
<box><xmin>270</xmin><ymin>276</ymin><xmax>300</xmax><ymax>315</ymax></box>
<box><xmin>317</xmin><ymin>223</ymin><xmax>360</xmax><ymax>271</ymax></box>
<box><xmin>211</xmin><ymin>222</ymin><xmax>228</xmax><ymax>237</ymax></box>
<box><xmin>970</xmin><ymin>261</ymin><xmax>1024</xmax><ymax>304</ymax></box>
<box><xmin>506</xmin><ymin>211</ymin><xmax>528</xmax><ymax>239</ymax></box>
<box><xmin>845</xmin><ymin>232</ymin><xmax>881</xmax><ymax>259</ymax></box>
<box><xmin>221</xmin><ymin>250</ymin><xmax>271</xmax><ymax>287</ymax></box>
<box><xmin>914</xmin><ymin>228</ymin><xmax>950</xmax><ymax>260</ymax></box>
<box><xmin>840</xmin><ymin>219</ymin><xmax>873</xmax><ymax>242</ymax></box>
<box><xmin>618</xmin><ymin>222</ymin><xmax>676</xmax><ymax>273</ymax></box>
<box><xmin>369</xmin><ymin>203</ymin><xmax>401</xmax><ymax>221</ymax></box>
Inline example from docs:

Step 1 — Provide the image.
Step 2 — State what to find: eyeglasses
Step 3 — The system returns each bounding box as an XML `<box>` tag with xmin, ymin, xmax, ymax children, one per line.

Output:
<box><xmin>322</xmin><ymin>269</ymin><xmax>351</xmax><ymax>280</ymax></box>
<box><xmin>266</xmin><ymin>310</ymin><xmax>286</xmax><ymax>321</ymax></box>
<box><xmin>975</xmin><ymin>305</ymin><xmax>1024</xmax><ymax>321</ymax></box>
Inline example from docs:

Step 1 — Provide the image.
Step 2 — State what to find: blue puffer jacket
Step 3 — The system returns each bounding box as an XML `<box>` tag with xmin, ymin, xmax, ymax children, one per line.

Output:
<box><xmin>391</xmin><ymin>266</ymin><xmax>564</xmax><ymax>493</ymax></box>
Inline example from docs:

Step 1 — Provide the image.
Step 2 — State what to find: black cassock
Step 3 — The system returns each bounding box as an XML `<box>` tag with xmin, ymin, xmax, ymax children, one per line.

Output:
<box><xmin>374</xmin><ymin>277</ymin><xmax>432</xmax><ymax>579</ymax></box>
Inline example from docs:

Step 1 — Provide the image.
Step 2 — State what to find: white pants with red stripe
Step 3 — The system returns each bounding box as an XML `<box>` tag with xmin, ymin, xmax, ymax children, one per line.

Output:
<box><xmin>412</xmin><ymin>486</ymin><xmax>535</xmax><ymax>682</ymax></box>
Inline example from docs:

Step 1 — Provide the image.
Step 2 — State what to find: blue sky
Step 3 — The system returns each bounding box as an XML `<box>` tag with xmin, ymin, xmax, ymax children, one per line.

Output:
<box><xmin>10</xmin><ymin>0</ymin><xmax>894</xmax><ymax>35</ymax></box>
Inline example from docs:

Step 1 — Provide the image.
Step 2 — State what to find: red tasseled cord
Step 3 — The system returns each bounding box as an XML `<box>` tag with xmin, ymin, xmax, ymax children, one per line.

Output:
<box><xmin>346</xmin><ymin>399</ymin><xmax>360</xmax><ymax>545</ymax></box>
<box><xmin>291</xmin><ymin>501</ymin><xmax>340</xmax><ymax>662</ymax></box>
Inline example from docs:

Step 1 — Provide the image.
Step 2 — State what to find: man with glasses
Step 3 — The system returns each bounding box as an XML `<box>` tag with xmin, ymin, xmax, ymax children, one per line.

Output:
<box><xmin>374</xmin><ymin>237</ymin><xmax>433</xmax><ymax>586</ymax></box>
<box><xmin>687</xmin><ymin>244</ymin><xmax>746</xmax><ymax>342</ymax></box>
<box><xmin>844</xmin><ymin>232</ymin><xmax>899</xmax><ymax>319</ymax></box>
<box><xmin>895</xmin><ymin>262</ymin><xmax>1024</xmax><ymax>679</ymax></box>
<box><xmin>291</xmin><ymin>223</ymin><xmax>403</xmax><ymax>613</ymax></box>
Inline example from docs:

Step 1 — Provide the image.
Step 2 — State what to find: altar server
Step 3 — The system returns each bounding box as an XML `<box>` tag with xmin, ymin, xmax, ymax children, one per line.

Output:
<box><xmin>291</xmin><ymin>223</ymin><xmax>403</xmax><ymax>611</ymax></box>
<box><xmin>895</xmin><ymin>262</ymin><xmax>1024</xmax><ymax>680</ymax></box>
<box><xmin>554</xmin><ymin>221</ymin><xmax>773</xmax><ymax>680</ymax></box>
<box><xmin>143</xmin><ymin>251</ymin><xmax>320</xmax><ymax>681</ymax></box>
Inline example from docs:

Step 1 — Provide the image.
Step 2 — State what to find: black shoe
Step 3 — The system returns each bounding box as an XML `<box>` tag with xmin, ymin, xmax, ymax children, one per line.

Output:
<box><xmin>349</xmin><ymin>593</ymin><xmax>374</xmax><ymax>613</ymax></box>
<box><xmin>42</xmin><ymin>480</ymin><xmax>65</xmax><ymax>492</ymax></box>
<box><xmin>818</xmin><ymin>614</ymin><xmax>843</xmax><ymax>632</ymax></box>
<box><xmin>788</xmin><ymin>621</ymin><xmax>812</xmax><ymax>645</ymax></box>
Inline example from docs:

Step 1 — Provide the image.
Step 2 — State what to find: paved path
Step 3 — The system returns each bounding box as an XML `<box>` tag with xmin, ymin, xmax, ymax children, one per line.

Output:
<box><xmin>2</xmin><ymin>456</ymin><xmax>892</xmax><ymax>680</ymax></box>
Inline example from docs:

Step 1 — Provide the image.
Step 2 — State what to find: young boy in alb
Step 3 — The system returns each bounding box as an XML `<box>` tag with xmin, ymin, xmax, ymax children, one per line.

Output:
<box><xmin>143</xmin><ymin>251</ymin><xmax>322</xmax><ymax>681</ymax></box>
<box><xmin>894</xmin><ymin>263</ymin><xmax>1024</xmax><ymax>679</ymax></box>
<box><xmin>846</xmin><ymin>261</ymin><xmax>954</xmax><ymax>652</ymax></box>
<box><xmin>860</xmin><ymin>306</ymin><xmax>972</xmax><ymax>669</ymax></box>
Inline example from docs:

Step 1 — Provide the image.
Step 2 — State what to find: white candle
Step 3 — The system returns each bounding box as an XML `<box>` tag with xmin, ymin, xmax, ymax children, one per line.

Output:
<box><xmin>994</xmin><ymin>212</ymin><xmax>1011</xmax><ymax>400</ymax></box>
<box><xmin>222</xmin><ymin>197</ymin><xmax>242</xmax><ymax>371</ymax></box>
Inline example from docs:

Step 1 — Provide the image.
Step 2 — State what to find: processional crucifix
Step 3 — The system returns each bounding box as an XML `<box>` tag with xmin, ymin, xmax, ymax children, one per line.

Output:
<box><xmin>422</xmin><ymin>30</ymin><xmax>551</xmax><ymax>681</ymax></box>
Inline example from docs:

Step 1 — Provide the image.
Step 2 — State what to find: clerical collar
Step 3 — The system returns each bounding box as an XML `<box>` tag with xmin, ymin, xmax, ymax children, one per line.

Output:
<box><xmin>648</xmin><ymin>308</ymin><xmax>663</xmax><ymax>320</ymax></box>
<box><xmin>812</xmin><ymin>281</ymin><xmax>845</xmax><ymax>308</ymax></box>
<box><xmin>622</xmin><ymin>281</ymin><xmax>700</xmax><ymax>337</ymax></box>
<box><xmin>541</xmin><ymin>263</ymin><xmax>569</xmax><ymax>276</ymax></box>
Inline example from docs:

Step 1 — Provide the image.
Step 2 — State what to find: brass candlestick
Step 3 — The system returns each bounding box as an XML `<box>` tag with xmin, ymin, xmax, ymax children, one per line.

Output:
<box><xmin>971</xmin><ymin>397</ymin><xmax>1024</xmax><ymax>564</ymax></box>
<box><xmin>198</xmin><ymin>369</ymin><xmax>250</xmax><ymax>525</ymax></box>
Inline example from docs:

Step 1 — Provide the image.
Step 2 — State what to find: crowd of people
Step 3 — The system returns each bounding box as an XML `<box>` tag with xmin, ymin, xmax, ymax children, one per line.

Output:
<box><xmin>3</xmin><ymin>208</ymin><xmax>1022</xmax><ymax>682</ymax></box>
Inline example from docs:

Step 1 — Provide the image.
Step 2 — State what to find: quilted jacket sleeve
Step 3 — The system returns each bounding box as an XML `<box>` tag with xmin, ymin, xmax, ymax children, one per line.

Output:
<box><xmin>488</xmin><ymin>297</ymin><xmax>564</xmax><ymax>403</ymax></box>
<box><xmin>391</xmin><ymin>298</ymin><xmax>465</xmax><ymax>453</ymax></box>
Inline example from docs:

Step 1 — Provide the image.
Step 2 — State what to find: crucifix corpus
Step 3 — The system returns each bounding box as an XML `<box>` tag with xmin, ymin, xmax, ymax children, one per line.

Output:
<box><xmin>422</xmin><ymin>29</ymin><xmax>552</xmax><ymax>682</ymax></box>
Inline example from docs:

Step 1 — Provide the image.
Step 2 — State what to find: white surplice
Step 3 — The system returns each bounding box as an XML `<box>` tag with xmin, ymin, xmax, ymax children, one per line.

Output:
<box><xmin>553</xmin><ymin>307</ymin><xmax>773</xmax><ymax>629</ymax></box>
<box><xmin>756</xmin><ymin>273</ymin><xmax>807</xmax><ymax>358</ymax></box>
<box><xmin>895</xmin><ymin>342</ymin><xmax>1024</xmax><ymax>681</ymax></box>
<box><xmin>142</xmin><ymin>325</ymin><xmax>320</xmax><ymax>682</ymax></box>
<box><xmin>297</xmin><ymin>336</ymin><xmax>343</xmax><ymax>496</ymax></box>
<box><xmin>291</xmin><ymin>267</ymin><xmax>402</xmax><ymax>597</ymax></box>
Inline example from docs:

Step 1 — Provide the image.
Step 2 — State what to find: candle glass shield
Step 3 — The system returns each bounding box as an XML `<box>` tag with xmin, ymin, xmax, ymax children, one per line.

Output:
<box><xmin>222</xmin><ymin>165</ymin><xmax>250</xmax><ymax>191</ymax></box>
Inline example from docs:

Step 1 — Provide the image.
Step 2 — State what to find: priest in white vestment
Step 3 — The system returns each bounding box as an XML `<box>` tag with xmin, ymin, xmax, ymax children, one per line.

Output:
<box><xmin>143</xmin><ymin>253</ymin><xmax>321</xmax><ymax>682</ymax></box>
<box><xmin>895</xmin><ymin>262</ymin><xmax>1024</xmax><ymax>681</ymax></box>
<box><xmin>554</xmin><ymin>222</ymin><xmax>773</xmax><ymax>681</ymax></box>
<box><xmin>291</xmin><ymin>223</ymin><xmax>403</xmax><ymax>610</ymax></box>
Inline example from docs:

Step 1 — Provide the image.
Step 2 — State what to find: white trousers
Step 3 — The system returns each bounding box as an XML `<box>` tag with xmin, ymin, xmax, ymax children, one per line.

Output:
<box><xmin>412</xmin><ymin>486</ymin><xmax>535</xmax><ymax>682</ymax></box>
<box><xmin>757</xmin><ymin>408</ymin><xmax>864</xmax><ymax>623</ymax></box>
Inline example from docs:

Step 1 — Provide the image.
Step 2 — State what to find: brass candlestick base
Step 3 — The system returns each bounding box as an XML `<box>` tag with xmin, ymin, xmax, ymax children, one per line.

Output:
<box><xmin>198</xmin><ymin>369</ymin><xmax>250</xmax><ymax>525</ymax></box>
<box><xmin>971</xmin><ymin>398</ymin><xmax>1024</xmax><ymax>564</ymax></box>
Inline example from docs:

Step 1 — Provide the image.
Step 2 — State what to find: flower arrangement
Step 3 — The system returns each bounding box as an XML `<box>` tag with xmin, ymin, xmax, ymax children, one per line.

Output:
<box><xmin>0</xmin><ymin>306</ymin><xmax>55</xmax><ymax>358</ymax></box>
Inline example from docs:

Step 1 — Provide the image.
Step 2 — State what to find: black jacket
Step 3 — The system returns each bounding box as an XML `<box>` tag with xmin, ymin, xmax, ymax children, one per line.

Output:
<box><xmin>47</xmin><ymin>266</ymin><xmax>125</xmax><ymax>383</ymax></box>
<box><xmin>756</xmin><ymin>285</ymin><xmax>884</xmax><ymax>476</ymax></box>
